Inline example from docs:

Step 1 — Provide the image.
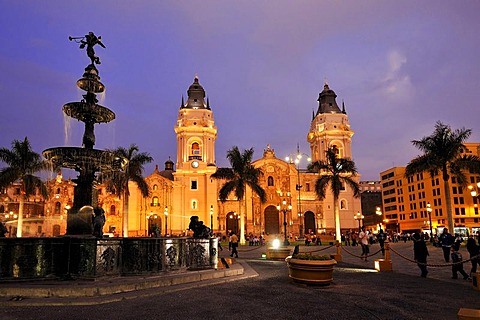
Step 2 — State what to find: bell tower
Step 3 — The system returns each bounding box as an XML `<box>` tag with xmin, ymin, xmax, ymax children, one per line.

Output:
<box><xmin>172</xmin><ymin>75</ymin><xmax>218</xmax><ymax>232</ymax></box>
<box><xmin>307</xmin><ymin>82</ymin><xmax>354</xmax><ymax>161</ymax></box>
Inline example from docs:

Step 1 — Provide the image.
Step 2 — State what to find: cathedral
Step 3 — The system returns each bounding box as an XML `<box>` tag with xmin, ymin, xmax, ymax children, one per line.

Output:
<box><xmin>125</xmin><ymin>76</ymin><xmax>362</xmax><ymax>240</ymax></box>
<box><xmin>0</xmin><ymin>76</ymin><xmax>362</xmax><ymax>239</ymax></box>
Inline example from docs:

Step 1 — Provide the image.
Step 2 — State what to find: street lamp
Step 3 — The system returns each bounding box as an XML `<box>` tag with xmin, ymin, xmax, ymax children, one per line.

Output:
<box><xmin>285</xmin><ymin>143</ymin><xmax>311</xmax><ymax>239</ymax></box>
<box><xmin>354</xmin><ymin>211</ymin><xmax>364</xmax><ymax>231</ymax></box>
<box><xmin>376</xmin><ymin>207</ymin><xmax>382</xmax><ymax>230</ymax></box>
<box><xmin>164</xmin><ymin>206</ymin><xmax>168</xmax><ymax>237</ymax></box>
<box><xmin>277</xmin><ymin>199</ymin><xmax>292</xmax><ymax>246</ymax></box>
<box><xmin>426</xmin><ymin>202</ymin><xmax>433</xmax><ymax>242</ymax></box>
<box><xmin>210</xmin><ymin>205</ymin><xmax>214</xmax><ymax>232</ymax></box>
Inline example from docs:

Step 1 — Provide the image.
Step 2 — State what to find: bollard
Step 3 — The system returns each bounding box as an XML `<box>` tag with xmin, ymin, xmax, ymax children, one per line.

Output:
<box><xmin>330</xmin><ymin>240</ymin><xmax>343</xmax><ymax>262</ymax></box>
<box><xmin>375</xmin><ymin>241</ymin><xmax>392</xmax><ymax>272</ymax></box>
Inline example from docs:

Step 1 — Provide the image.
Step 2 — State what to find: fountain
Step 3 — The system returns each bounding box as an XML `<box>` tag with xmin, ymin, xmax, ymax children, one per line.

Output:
<box><xmin>43</xmin><ymin>32</ymin><xmax>127</xmax><ymax>235</ymax></box>
<box><xmin>0</xmin><ymin>33</ymin><xmax>218</xmax><ymax>280</ymax></box>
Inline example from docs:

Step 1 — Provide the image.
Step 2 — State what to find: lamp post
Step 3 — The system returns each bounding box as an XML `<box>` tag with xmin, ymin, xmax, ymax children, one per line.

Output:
<box><xmin>376</xmin><ymin>207</ymin><xmax>382</xmax><ymax>230</ymax></box>
<box><xmin>164</xmin><ymin>206</ymin><xmax>168</xmax><ymax>237</ymax></box>
<box><xmin>285</xmin><ymin>143</ymin><xmax>311</xmax><ymax>239</ymax></box>
<box><xmin>277</xmin><ymin>199</ymin><xmax>292</xmax><ymax>246</ymax></box>
<box><xmin>210</xmin><ymin>205</ymin><xmax>214</xmax><ymax>232</ymax></box>
<box><xmin>426</xmin><ymin>202</ymin><xmax>433</xmax><ymax>242</ymax></box>
<box><xmin>354</xmin><ymin>211</ymin><xmax>364</xmax><ymax>231</ymax></box>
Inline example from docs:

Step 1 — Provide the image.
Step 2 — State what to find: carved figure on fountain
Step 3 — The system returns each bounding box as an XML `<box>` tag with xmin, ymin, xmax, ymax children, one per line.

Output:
<box><xmin>188</xmin><ymin>216</ymin><xmax>211</xmax><ymax>239</ymax></box>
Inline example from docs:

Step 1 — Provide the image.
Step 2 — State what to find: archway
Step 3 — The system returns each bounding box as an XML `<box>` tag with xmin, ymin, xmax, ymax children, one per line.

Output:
<box><xmin>304</xmin><ymin>211</ymin><xmax>315</xmax><ymax>235</ymax></box>
<box><xmin>264</xmin><ymin>205</ymin><xmax>279</xmax><ymax>235</ymax></box>
<box><xmin>226</xmin><ymin>211</ymin><xmax>240</xmax><ymax>235</ymax></box>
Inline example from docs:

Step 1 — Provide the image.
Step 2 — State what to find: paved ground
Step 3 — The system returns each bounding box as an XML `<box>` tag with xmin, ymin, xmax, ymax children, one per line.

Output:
<box><xmin>0</xmin><ymin>241</ymin><xmax>478</xmax><ymax>320</ymax></box>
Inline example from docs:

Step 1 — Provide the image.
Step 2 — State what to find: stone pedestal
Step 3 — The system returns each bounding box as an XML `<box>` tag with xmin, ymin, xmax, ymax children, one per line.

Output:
<box><xmin>374</xmin><ymin>259</ymin><xmax>393</xmax><ymax>272</ymax></box>
<box><xmin>266</xmin><ymin>247</ymin><xmax>291</xmax><ymax>260</ymax></box>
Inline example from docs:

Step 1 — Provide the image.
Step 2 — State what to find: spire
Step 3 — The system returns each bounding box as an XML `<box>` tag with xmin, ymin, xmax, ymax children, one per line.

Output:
<box><xmin>315</xmin><ymin>83</ymin><xmax>342</xmax><ymax>115</ymax></box>
<box><xmin>181</xmin><ymin>95</ymin><xmax>185</xmax><ymax>108</ymax></box>
<box><xmin>312</xmin><ymin>109</ymin><xmax>315</xmax><ymax>121</ymax></box>
<box><xmin>183</xmin><ymin>74</ymin><xmax>207</xmax><ymax>109</ymax></box>
<box><xmin>342</xmin><ymin>100</ymin><xmax>346</xmax><ymax>114</ymax></box>
<box><xmin>206</xmin><ymin>97</ymin><xmax>210</xmax><ymax>110</ymax></box>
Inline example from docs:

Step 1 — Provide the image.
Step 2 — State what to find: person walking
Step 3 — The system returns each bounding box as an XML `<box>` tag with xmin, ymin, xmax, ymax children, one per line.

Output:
<box><xmin>229</xmin><ymin>232</ymin><xmax>239</xmax><ymax>258</ymax></box>
<box><xmin>413</xmin><ymin>232</ymin><xmax>429</xmax><ymax>277</ymax></box>
<box><xmin>451</xmin><ymin>243</ymin><xmax>470</xmax><ymax>280</ymax></box>
<box><xmin>377</xmin><ymin>229</ymin><xmax>386</xmax><ymax>256</ymax></box>
<box><xmin>466</xmin><ymin>237</ymin><xmax>479</xmax><ymax>276</ymax></box>
<box><xmin>439</xmin><ymin>228</ymin><xmax>454</xmax><ymax>262</ymax></box>
<box><xmin>359</xmin><ymin>226</ymin><xmax>369</xmax><ymax>261</ymax></box>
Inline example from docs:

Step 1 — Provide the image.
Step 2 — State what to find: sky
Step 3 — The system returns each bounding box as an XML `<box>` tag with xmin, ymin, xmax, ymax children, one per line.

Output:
<box><xmin>1</xmin><ymin>0</ymin><xmax>480</xmax><ymax>181</ymax></box>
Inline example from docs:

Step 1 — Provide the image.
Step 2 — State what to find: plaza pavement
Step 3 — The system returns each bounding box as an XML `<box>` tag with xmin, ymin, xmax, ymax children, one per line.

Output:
<box><xmin>0</xmin><ymin>241</ymin><xmax>479</xmax><ymax>320</ymax></box>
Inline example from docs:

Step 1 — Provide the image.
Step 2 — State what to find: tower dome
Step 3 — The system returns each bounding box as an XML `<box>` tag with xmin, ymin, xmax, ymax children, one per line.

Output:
<box><xmin>182</xmin><ymin>74</ymin><xmax>207</xmax><ymax>109</ymax></box>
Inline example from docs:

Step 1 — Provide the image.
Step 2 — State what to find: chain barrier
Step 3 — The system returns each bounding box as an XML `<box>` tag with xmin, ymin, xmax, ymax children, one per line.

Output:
<box><xmin>341</xmin><ymin>246</ymin><xmax>383</xmax><ymax>259</ymax></box>
<box><xmin>389</xmin><ymin>246</ymin><xmax>480</xmax><ymax>267</ymax></box>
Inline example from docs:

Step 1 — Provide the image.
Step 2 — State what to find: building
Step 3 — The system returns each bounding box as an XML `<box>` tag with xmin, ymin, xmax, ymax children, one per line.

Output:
<box><xmin>378</xmin><ymin>143</ymin><xmax>480</xmax><ymax>237</ymax></box>
<box><xmin>359</xmin><ymin>181</ymin><xmax>383</xmax><ymax>230</ymax></box>
<box><xmin>128</xmin><ymin>78</ymin><xmax>361</xmax><ymax>240</ymax></box>
<box><xmin>0</xmin><ymin>78</ymin><xmax>363</xmax><ymax>239</ymax></box>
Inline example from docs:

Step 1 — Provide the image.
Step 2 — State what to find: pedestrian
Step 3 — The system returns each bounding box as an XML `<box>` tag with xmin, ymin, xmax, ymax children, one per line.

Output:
<box><xmin>439</xmin><ymin>228</ymin><xmax>454</xmax><ymax>262</ymax></box>
<box><xmin>0</xmin><ymin>220</ymin><xmax>7</xmax><ymax>237</ymax></box>
<box><xmin>466</xmin><ymin>237</ymin><xmax>479</xmax><ymax>276</ymax></box>
<box><xmin>377</xmin><ymin>229</ymin><xmax>386</xmax><ymax>256</ymax></box>
<box><xmin>413</xmin><ymin>232</ymin><xmax>429</xmax><ymax>277</ymax></box>
<box><xmin>451</xmin><ymin>243</ymin><xmax>470</xmax><ymax>280</ymax></box>
<box><xmin>358</xmin><ymin>226</ymin><xmax>369</xmax><ymax>261</ymax></box>
<box><xmin>217</xmin><ymin>234</ymin><xmax>223</xmax><ymax>251</ymax></box>
<box><xmin>229</xmin><ymin>232</ymin><xmax>239</xmax><ymax>258</ymax></box>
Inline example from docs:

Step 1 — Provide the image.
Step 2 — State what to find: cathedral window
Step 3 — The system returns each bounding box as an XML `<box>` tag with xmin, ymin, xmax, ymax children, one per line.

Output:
<box><xmin>192</xmin><ymin>200</ymin><xmax>198</xmax><ymax>210</ymax></box>
<box><xmin>55</xmin><ymin>202</ymin><xmax>61</xmax><ymax>215</ymax></box>
<box><xmin>189</xmin><ymin>142</ymin><xmax>202</xmax><ymax>160</ymax></box>
<box><xmin>153</xmin><ymin>184</ymin><xmax>158</xmax><ymax>191</ymax></box>
<box><xmin>267</xmin><ymin>176</ymin><xmax>274</xmax><ymax>186</ymax></box>
<box><xmin>340</xmin><ymin>199</ymin><xmax>347</xmax><ymax>209</ymax></box>
<box><xmin>152</xmin><ymin>196</ymin><xmax>159</xmax><ymax>206</ymax></box>
<box><xmin>110</xmin><ymin>205</ymin><xmax>116</xmax><ymax>215</ymax></box>
<box><xmin>191</xmin><ymin>179</ymin><xmax>198</xmax><ymax>190</ymax></box>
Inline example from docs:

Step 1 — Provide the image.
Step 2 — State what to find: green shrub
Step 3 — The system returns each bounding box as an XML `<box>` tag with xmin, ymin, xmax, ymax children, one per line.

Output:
<box><xmin>291</xmin><ymin>253</ymin><xmax>332</xmax><ymax>260</ymax></box>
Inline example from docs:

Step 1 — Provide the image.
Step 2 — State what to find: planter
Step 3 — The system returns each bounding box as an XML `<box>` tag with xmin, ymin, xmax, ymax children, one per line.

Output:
<box><xmin>266</xmin><ymin>246</ymin><xmax>291</xmax><ymax>260</ymax></box>
<box><xmin>286</xmin><ymin>257</ymin><xmax>337</xmax><ymax>286</ymax></box>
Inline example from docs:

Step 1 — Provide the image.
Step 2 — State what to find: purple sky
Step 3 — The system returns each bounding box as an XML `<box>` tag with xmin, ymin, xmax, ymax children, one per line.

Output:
<box><xmin>1</xmin><ymin>1</ymin><xmax>480</xmax><ymax>181</ymax></box>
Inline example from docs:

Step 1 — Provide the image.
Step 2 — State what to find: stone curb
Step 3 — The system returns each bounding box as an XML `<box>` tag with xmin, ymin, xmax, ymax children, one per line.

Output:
<box><xmin>0</xmin><ymin>261</ymin><xmax>256</xmax><ymax>307</ymax></box>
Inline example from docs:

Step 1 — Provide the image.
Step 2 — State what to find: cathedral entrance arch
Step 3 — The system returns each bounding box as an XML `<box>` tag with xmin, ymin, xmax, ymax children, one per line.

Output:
<box><xmin>264</xmin><ymin>205</ymin><xmax>279</xmax><ymax>235</ymax></box>
<box><xmin>226</xmin><ymin>211</ymin><xmax>240</xmax><ymax>234</ymax></box>
<box><xmin>304</xmin><ymin>211</ymin><xmax>315</xmax><ymax>235</ymax></box>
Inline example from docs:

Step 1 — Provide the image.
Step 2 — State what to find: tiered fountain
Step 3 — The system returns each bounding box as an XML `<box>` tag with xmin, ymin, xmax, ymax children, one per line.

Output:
<box><xmin>43</xmin><ymin>32</ymin><xmax>126</xmax><ymax>235</ymax></box>
<box><xmin>0</xmin><ymin>33</ymin><xmax>218</xmax><ymax>280</ymax></box>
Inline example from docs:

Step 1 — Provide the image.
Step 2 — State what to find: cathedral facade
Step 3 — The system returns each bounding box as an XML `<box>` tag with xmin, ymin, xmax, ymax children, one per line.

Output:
<box><xmin>126</xmin><ymin>77</ymin><xmax>362</xmax><ymax>240</ymax></box>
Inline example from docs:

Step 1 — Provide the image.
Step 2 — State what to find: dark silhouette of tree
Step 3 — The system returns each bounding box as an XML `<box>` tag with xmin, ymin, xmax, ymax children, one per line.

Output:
<box><xmin>308</xmin><ymin>147</ymin><xmax>360</xmax><ymax>241</ymax></box>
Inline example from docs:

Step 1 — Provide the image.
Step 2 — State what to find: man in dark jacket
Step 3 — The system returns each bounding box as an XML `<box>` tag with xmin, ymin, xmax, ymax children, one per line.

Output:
<box><xmin>413</xmin><ymin>232</ymin><xmax>429</xmax><ymax>277</ymax></box>
<box><xmin>439</xmin><ymin>228</ymin><xmax>454</xmax><ymax>262</ymax></box>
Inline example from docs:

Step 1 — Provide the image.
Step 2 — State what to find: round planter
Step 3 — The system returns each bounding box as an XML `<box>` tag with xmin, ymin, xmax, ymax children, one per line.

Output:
<box><xmin>266</xmin><ymin>247</ymin><xmax>291</xmax><ymax>260</ymax></box>
<box><xmin>286</xmin><ymin>257</ymin><xmax>337</xmax><ymax>286</ymax></box>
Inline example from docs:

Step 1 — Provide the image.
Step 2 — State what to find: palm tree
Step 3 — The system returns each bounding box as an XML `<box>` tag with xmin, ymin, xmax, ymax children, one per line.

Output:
<box><xmin>211</xmin><ymin>146</ymin><xmax>266</xmax><ymax>244</ymax></box>
<box><xmin>405</xmin><ymin>121</ymin><xmax>480</xmax><ymax>232</ymax></box>
<box><xmin>0</xmin><ymin>137</ymin><xmax>48</xmax><ymax>237</ymax></box>
<box><xmin>106</xmin><ymin>144</ymin><xmax>153</xmax><ymax>237</ymax></box>
<box><xmin>308</xmin><ymin>147</ymin><xmax>360</xmax><ymax>242</ymax></box>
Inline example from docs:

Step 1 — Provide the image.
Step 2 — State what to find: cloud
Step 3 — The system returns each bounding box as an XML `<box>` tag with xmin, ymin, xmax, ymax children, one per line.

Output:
<box><xmin>380</xmin><ymin>50</ymin><xmax>414</xmax><ymax>98</ymax></box>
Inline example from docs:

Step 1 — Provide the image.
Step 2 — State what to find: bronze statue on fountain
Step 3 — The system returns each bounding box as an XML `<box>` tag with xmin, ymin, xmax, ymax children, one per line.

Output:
<box><xmin>43</xmin><ymin>32</ymin><xmax>127</xmax><ymax>236</ymax></box>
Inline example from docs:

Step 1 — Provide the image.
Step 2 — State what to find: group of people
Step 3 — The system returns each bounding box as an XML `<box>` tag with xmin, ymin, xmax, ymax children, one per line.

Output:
<box><xmin>413</xmin><ymin>227</ymin><xmax>479</xmax><ymax>280</ymax></box>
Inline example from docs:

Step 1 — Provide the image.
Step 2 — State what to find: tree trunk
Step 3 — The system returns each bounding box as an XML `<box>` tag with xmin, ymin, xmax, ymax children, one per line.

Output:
<box><xmin>122</xmin><ymin>189</ymin><xmax>129</xmax><ymax>237</ymax></box>
<box><xmin>334</xmin><ymin>195</ymin><xmax>341</xmax><ymax>242</ymax></box>
<box><xmin>443</xmin><ymin>179</ymin><xmax>454</xmax><ymax>233</ymax></box>
<box><xmin>239</xmin><ymin>199</ymin><xmax>245</xmax><ymax>245</ymax></box>
<box><xmin>17</xmin><ymin>197</ymin><xmax>24</xmax><ymax>237</ymax></box>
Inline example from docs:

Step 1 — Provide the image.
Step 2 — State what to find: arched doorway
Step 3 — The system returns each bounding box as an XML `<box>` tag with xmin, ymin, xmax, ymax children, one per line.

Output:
<box><xmin>304</xmin><ymin>211</ymin><xmax>315</xmax><ymax>235</ymax></box>
<box><xmin>226</xmin><ymin>212</ymin><xmax>240</xmax><ymax>234</ymax></box>
<box><xmin>264</xmin><ymin>205</ymin><xmax>279</xmax><ymax>235</ymax></box>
